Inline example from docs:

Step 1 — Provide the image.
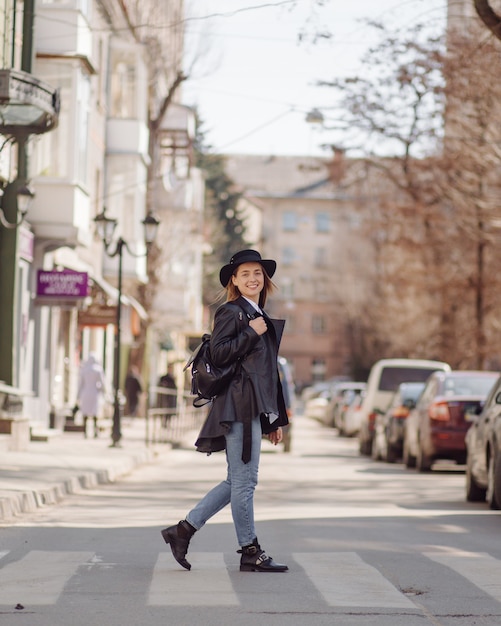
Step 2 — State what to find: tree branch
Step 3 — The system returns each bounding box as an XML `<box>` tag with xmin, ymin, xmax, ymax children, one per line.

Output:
<box><xmin>474</xmin><ymin>0</ymin><xmax>501</xmax><ymax>41</ymax></box>
<box><xmin>150</xmin><ymin>70</ymin><xmax>188</xmax><ymax>132</ymax></box>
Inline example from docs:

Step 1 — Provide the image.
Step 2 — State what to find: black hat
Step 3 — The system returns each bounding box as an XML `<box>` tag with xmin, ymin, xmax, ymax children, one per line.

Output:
<box><xmin>219</xmin><ymin>249</ymin><xmax>277</xmax><ymax>287</ymax></box>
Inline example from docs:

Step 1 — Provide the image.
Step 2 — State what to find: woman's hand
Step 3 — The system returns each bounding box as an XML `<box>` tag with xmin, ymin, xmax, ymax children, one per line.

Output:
<box><xmin>268</xmin><ymin>427</ymin><xmax>283</xmax><ymax>445</ymax></box>
<box><xmin>249</xmin><ymin>317</ymin><xmax>267</xmax><ymax>336</ymax></box>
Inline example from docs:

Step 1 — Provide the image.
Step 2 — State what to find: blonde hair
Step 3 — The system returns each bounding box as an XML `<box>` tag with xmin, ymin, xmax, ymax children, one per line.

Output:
<box><xmin>225</xmin><ymin>265</ymin><xmax>276</xmax><ymax>308</ymax></box>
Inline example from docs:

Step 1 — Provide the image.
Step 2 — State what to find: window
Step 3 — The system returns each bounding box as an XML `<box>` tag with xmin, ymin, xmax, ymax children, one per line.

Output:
<box><xmin>312</xmin><ymin>358</ymin><xmax>326</xmax><ymax>382</ymax></box>
<box><xmin>282</xmin><ymin>247</ymin><xmax>295</xmax><ymax>266</ymax></box>
<box><xmin>31</xmin><ymin>61</ymin><xmax>72</xmax><ymax>178</ymax></box>
<box><xmin>284</xmin><ymin>314</ymin><xmax>295</xmax><ymax>333</ymax></box>
<box><xmin>281</xmin><ymin>277</ymin><xmax>294</xmax><ymax>299</ymax></box>
<box><xmin>316</xmin><ymin>212</ymin><xmax>330</xmax><ymax>233</ymax></box>
<box><xmin>314</xmin><ymin>280</ymin><xmax>329</xmax><ymax>300</ymax></box>
<box><xmin>283</xmin><ymin>211</ymin><xmax>297</xmax><ymax>231</ymax></box>
<box><xmin>312</xmin><ymin>315</ymin><xmax>326</xmax><ymax>334</ymax></box>
<box><xmin>378</xmin><ymin>367</ymin><xmax>442</xmax><ymax>392</ymax></box>
<box><xmin>76</xmin><ymin>73</ymin><xmax>90</xmax><ymax>184</ymax></box>
<box><xmin>110</xmin><ymin>48</ymin><xmax>138</xmax><ymax>118</ymax></box>
<box><xmin>314</xmin><ymin>247</ymin><xmax>327</xmax><ymax>267</ymax></box>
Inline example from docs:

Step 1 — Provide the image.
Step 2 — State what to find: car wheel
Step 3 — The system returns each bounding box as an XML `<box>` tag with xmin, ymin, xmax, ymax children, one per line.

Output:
<box><xmin>359</xmin><ymin>437</ymin><xmax>371</xmax><ymax>456</ymax></box>
<box><xmin>416</xmin><ymin>442</ymin><xmax>432</xmax><ymax>472</ymax></box>
<box><xmin>371</xmin><ymin>438</ymin><xmax>381</xmax><ymax>460</ymax></box>
<box><xmin>403</xmin><ymin>438</ymin><xmax>416</xmax><ymax>468</ymax></box>
<box><xmin>487</xmin><ymin>452</ymin><xmax>501</xmax><ymax>510</ymax></box>
<box><xmin>386</xmin><ymin>443</ymin><xmax>398</xmax><ymax>464</ymax></box>
<box><xmin>465</xmin><ymin>451</ymin><xmax>486</xmax><ymax>502</ymax></box>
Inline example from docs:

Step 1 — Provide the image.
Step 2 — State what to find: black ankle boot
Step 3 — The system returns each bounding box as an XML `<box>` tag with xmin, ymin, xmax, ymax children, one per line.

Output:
<box><xmin>161</xmin><ymin>520</ymin><xmax>196</xmax><ymax>570</ymax></box>
<box><xmin>238</xmin><ymin>538</ymin><xmax>288</xmax><ymax>572</ymax></box>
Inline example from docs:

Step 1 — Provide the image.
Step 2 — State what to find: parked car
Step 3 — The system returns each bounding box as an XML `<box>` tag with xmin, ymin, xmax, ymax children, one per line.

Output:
<box><xmin>300</xmin><ymin>381</ymin><xmax>334</xmax><ymax>405</ymax></box>
<box><xmin>278</xmin><ymin>356</ymin><xmax>295</xmax><ymax>453</ymax></box>
<box><xmin>465</xmin><ymin>373</ymin><xmax>501</xmax><ymax>508</ymax></box>
<box><xmin>304</xmin><ymin>388</ymin><xmax>333</xmax><ymax>423</ymax></box>
<box><xmin>371</xmin><ymin>382</ymin><xmax>425</xmax><ymax>462</ymax></box>
<box><xmin>402</xmin><ymin>370</ymin><xmax>498</xmax><ymax>472</ymax></box>
<box><xmin>342</xmin><ymin>390</ymin><xmax>365</xmax><ymax>437</ymax></box>
<box><xmin>326</xmin><ymin>382</ymin><xmax>367</xmax><ymax>431</ymax></box>
<box><xmin>358</xmin><ymin>359</ymin><xmax>451</xmax><ymax>456</ymax></box>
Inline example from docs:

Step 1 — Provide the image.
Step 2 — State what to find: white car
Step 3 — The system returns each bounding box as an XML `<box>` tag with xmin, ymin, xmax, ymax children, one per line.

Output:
<box><xmin>358</xmin><ymin>358</ymin><xmax>451</xmax><ymax>456</ymax></box>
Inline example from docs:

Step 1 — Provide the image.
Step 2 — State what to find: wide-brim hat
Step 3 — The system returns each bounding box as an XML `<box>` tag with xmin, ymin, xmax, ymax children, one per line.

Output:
<box><xmin>219</xmin><ymin>249</ymin><xmax>277</xmax><ymax>287</ymax></box>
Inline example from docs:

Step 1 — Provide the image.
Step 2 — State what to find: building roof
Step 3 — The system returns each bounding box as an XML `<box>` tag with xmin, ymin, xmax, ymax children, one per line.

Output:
<box><xmin>224</xmin><ymin>154</ymin><xmax>343</xmax><ymax>199</ymax></box>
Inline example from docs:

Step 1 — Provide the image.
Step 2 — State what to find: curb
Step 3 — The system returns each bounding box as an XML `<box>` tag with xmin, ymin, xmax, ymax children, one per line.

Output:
<box><xmin>0</xmin><ymin>447</ymin><xmax>155</xmax><ymax>523</ymax></box>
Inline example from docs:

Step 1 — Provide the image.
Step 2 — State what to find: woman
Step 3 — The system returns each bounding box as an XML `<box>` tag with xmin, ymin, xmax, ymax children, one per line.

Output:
<box><xmin>77</xmin><ymin>353</ymin><xmax>106</xmax><ymax>438</ymax></box>
<box><xmin>124</xmin><ymin>365</ymin><xmax>143</xmax><ymax>417</ymax></box>
<box><xmin>161</xmin><ymin>249</ymin><xmax>289</xmax><ymax>572</ymax></box>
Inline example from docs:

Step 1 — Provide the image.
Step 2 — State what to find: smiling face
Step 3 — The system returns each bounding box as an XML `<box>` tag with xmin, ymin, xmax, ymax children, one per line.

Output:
<box><xmin>231</xmin><ymin>262</ymin><xmax>264</xmax><ymax>303</ymax></box>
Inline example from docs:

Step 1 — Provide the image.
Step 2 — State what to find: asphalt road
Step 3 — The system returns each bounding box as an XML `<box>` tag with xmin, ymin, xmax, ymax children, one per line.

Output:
<box><xmin>1</xmin><ymin>414</ymin><xmax>501</xmax><ymax>626</ymax></box>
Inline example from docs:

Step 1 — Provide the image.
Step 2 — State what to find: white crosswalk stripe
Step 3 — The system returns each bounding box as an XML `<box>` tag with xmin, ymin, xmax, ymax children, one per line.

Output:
<box><xmin>425</xmin><ymin>549</ymin><xmax>501</xmax><ymax>603</ymax></box>
<box><xmin>0</xmin><ymin>550</ymin><xmax>94</xmax><ymax>605</ymax></box>
<box><xmin>148</xmin><ymin>552</ymin><xmax>239</xmax><ymax>606</ymax></box>
<box><xmin>2</xmin><ymin>549</ymin><xmax>501</xmax><ymax>610</ymax></box>
<box><xmin>293</xmin><ymin>552</ymin><xmax>415</xmax><ymax>608</ymax></box>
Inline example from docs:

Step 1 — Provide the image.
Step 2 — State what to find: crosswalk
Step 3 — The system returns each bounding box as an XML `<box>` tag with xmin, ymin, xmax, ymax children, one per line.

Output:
<box><xmin>0</xmin><ymin>548</ymin><xmax>500</xmax><ymax>610</ymax></box>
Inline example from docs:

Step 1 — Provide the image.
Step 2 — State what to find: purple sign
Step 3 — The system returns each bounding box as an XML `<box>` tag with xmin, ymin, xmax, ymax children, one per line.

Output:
<box><xmin>37</xmin><ymin>270</ymin><xmax>89</xmax><ymax>298</ymax></box>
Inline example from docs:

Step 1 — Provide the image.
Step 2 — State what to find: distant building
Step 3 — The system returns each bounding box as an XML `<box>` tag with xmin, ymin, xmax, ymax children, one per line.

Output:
<box><xmin>226</xmin><ymin>153</ymin><xmax>370</xmax><ymax>387</ymax></box>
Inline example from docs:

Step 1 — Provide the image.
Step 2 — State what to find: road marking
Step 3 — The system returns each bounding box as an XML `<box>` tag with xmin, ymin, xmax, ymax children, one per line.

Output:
<box><xmin>425</xmin><ymin>550</ymin><xmax>501</xmax><ymax>602</ymax></box>
<box><xmin>293</xmin><ymin>552</ymin><xmax>415</xmax><ymax>608</ymax></box>
<box><xmin>0</xmin><ymin>550</ymin><xmax>93</xmax><ymax>605</ymax></box>
<box><xmin>148</xmin><ymin>553</ymin><xmax>239</xmax><ymax>606</ymax></box>
<box><xmin>0</xmin><ymin>551</ymin><xmax>8</xmax><ymax>560</ymax></box>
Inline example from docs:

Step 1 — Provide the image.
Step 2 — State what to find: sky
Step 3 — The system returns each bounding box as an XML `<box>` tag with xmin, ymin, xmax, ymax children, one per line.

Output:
<box><xmin>182</xmin><ymin>0</ymin><xmax>446</xmax><ymax>157</ymax></box>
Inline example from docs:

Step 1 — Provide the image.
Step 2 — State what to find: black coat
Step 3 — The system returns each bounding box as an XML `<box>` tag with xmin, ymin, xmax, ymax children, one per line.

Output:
<box><xmin>195</xmin><ymin>296</ymin><xmax>288</xmax><ymax>458</ymax></box>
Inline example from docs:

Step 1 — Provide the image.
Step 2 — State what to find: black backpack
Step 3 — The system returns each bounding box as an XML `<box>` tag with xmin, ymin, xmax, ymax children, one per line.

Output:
<box><xmin>184</xmin><ymin>334</ymin><xmax>241</xmax><ymax>407</ymax></box>
<box><xmin>184</xmin><ymin>303</ymin><xmax>256</xmax><ymax>407</ymax></box>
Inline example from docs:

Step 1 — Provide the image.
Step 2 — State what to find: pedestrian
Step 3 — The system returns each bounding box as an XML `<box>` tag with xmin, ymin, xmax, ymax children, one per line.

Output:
<box><xmin>161</xmin><ymin>249</ymin><xmax>289</xmax><ymax>572</ymax></box>
<box><xmin>77</xmin><ymin>353</ymin><xmax>106</xmax><ymax>438</ymax></box>
<box><xmin>124</xmin><ymin>365</ymin><xmax>143</xmax><ymax>417</ymax></box>
<box><xmin>157</xmin><ymin>364</ymin><xmax>177</xmax><ymax>427</ymax></box>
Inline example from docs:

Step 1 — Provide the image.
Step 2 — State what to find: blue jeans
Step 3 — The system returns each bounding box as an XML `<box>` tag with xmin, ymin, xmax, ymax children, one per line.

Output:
<box><xmin>186</xmin><ymin>417</ymin><xmax>261</xmax><ymax>546</ymax></box>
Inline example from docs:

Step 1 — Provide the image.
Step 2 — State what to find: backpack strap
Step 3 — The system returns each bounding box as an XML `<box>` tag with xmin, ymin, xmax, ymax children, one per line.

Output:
<box><xmin>183</xmin><ymin>333</ymin><xmax>210</xmax><ymax>372</ymax></box>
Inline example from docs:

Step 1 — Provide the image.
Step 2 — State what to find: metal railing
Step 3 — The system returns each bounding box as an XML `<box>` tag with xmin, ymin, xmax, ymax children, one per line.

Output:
<box><xmin>146</xmin><ymin>386</ymin><xmax>207</xmax><ymax>447</ymax></box>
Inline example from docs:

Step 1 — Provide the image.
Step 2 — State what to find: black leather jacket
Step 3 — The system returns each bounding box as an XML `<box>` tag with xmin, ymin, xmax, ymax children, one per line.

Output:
<box><xmin>195</xmin><ymin>296</ymin><xmax>288</xmax><ymax>460</ymax></box>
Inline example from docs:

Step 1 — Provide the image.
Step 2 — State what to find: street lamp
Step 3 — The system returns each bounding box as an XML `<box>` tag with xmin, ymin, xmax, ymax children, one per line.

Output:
<box><xmin>94</xmin><ymin>208</ymin><xmax>160</xmax><ymax>447</ymax></box>
<box><xmin>0</xmin><ymin>182</ymin><xmax>35</xmax><ymax>229</ymax></box>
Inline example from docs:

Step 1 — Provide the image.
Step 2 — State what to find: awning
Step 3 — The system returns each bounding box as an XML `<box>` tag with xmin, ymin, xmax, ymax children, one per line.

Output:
<box><xmin>89</xmin><ymin>274</ymin><xmax>148</xmax><ymax>320</ymax></box>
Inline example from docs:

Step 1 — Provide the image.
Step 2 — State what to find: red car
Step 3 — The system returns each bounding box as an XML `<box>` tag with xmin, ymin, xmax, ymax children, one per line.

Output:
<box><xmin>403</xmin><ymin>370</ymin><xmax>498</xmax><ymax>472</ymax></box>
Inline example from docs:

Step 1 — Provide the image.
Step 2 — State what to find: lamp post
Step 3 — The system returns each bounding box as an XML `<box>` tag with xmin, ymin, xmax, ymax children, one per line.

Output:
<box><xmin>94</xmin><ymin>208</ymin><xmax>160</xmax><ymax>447</ymax></box>
<box><xmin>0</xmin><ymin>181</ymin><xmax>35</xmax><ymax>386</ymax></box>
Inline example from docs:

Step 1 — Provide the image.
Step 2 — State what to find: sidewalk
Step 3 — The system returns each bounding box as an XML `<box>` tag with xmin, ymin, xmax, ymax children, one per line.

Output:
<box><xmin>0</xmin><ymin>418</ymin><xmax>164</xmax><ymax>523</ymax></box>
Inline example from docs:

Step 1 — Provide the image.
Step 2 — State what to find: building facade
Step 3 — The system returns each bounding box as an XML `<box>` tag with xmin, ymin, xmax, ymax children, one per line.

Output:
<box><xmin>0</xmin><ymin>0</ymin><xmax>204</xmax><ymax>438</ymax></box>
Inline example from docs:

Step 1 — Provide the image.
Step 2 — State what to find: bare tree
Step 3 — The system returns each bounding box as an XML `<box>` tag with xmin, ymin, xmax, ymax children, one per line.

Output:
<box><xmin>318</xmin><ymin>19</ymin><xmax>501</xmax><ymax>369</ymax></box>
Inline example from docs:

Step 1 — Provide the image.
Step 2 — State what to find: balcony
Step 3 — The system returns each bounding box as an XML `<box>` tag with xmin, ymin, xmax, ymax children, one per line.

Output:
<box><xmin>35</xmin><ymin>3</ymin><xmax>92</xmax><ymax>60</ymax></box>
<box><xmin>28</xmin><ymin>180</ymin><xmax>91</xmax><ymax>246</ymax></box>
<box><xmin>106</xmin><ymin>119</ymin><xmax>149</xmax><ymax>162</ymax></box>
